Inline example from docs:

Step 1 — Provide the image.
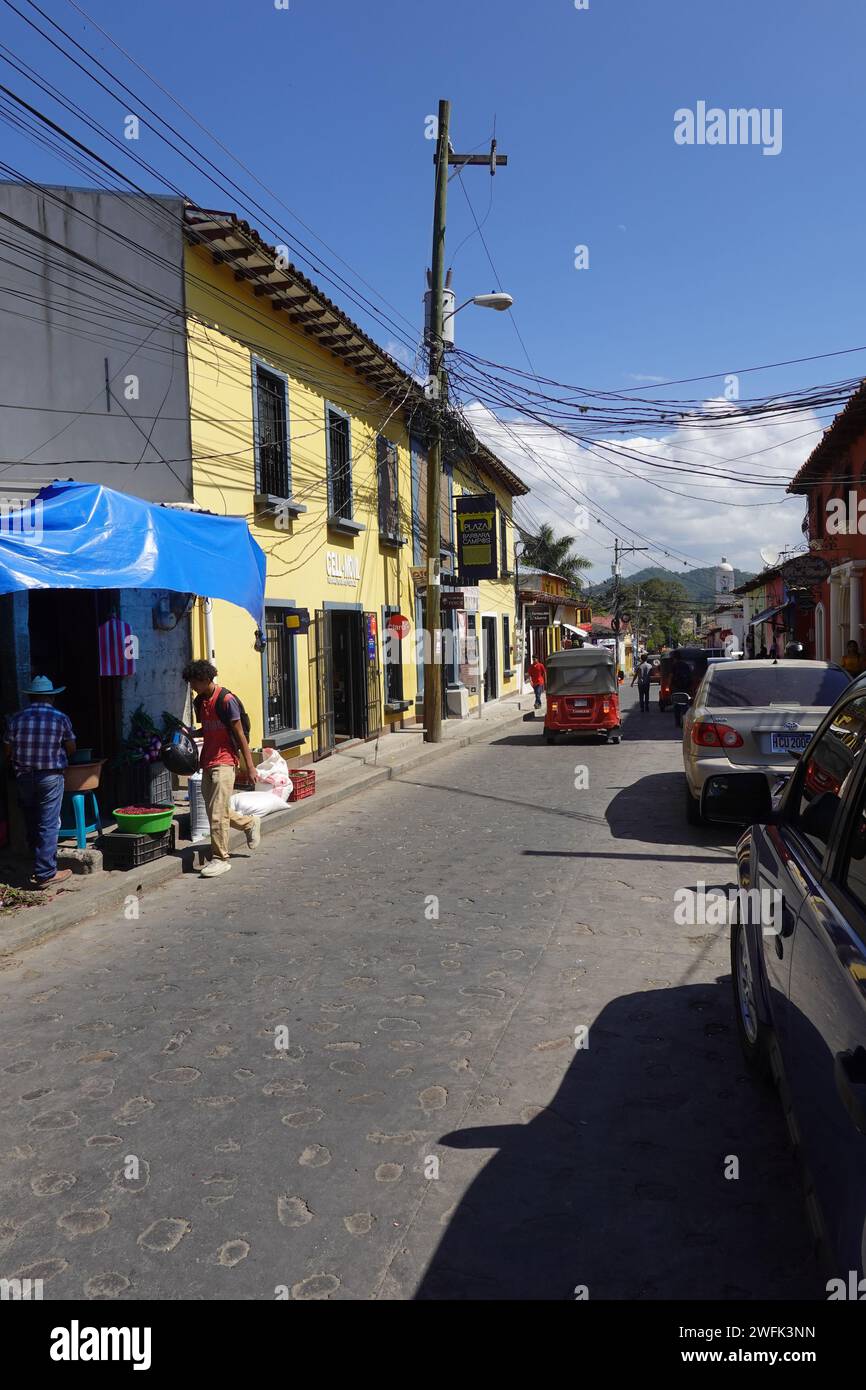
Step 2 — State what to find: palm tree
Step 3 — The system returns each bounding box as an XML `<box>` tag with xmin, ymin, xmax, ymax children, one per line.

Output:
<box><xmin>519</xmin><ymin>523</ymin><xmax>592</xmax><ymax>596</ymax></box>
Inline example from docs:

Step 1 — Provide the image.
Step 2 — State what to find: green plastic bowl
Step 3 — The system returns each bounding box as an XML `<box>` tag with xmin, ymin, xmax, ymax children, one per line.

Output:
<box><xmin>112</xmin><ymin>805</ymin><xmax>174</xmax><ymax>834</ymax></box>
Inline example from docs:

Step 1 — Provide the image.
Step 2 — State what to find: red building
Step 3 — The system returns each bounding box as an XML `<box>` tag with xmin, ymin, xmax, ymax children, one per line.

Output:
<box><xmin>788</xmin><ymin>381</ymin><xmax>866</xmax><ymax>663</ymax></box>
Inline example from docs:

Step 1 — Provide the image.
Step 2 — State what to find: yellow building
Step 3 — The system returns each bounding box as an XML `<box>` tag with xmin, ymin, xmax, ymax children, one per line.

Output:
<box><xmin>182</xmin><ymin>208</ymin><xmax>528</xmax><ymax>763</ymax></box>
<box><xmin>519</xmin><ymin>568</ymin><xmax>593</xmax><ymax>663</ymax></box>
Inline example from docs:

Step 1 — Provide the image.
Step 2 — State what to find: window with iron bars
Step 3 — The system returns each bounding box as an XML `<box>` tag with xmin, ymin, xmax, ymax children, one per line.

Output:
<box><xmin>377</xmin><ymin>436</ymin><xmax>400</xmax><ymax>539</ymax></box>
<box><xmin>264</xmin><ymin>606</ymin><xmax>299</xmax><ymax>736</ymax></box>
<box><xmin>254</xmin><ymin>364</ymin><xmax>291</xmax><ymax>498</ymax></box>
<box><xmin>327</xmin><ymin>407</ymin><xmax>353</xmax><ymax>519</ymax></box>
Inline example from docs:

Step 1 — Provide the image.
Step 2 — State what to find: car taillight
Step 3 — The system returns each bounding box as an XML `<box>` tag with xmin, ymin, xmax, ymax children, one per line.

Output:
<box><xmin>691</xmin><ymin>720</ymin><xmax>743</xmax><ymax>748</ymax></box>
<box><xmin>661</xmin><ymin>683</ymin><xmax>670</xmax><ymax>696</ymax></box>
<box><xmin>601</xmin><ymin>699</ymin><xmax>611</xmax><ymax>713</ymax></box>
<box><xmin>549</xmin><ymin>700</ymin><xmax>559</xmax><ymax>715</ymax></box>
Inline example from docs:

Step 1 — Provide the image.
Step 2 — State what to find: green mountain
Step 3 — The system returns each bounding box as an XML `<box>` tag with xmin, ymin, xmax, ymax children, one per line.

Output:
<box><xmin>587</xmin><ymin>565</ymin><xmax>754</xmax><ymax>604</ymax></box>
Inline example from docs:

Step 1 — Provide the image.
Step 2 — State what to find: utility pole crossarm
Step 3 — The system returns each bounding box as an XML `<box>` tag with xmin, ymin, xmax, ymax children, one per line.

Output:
<box><xmin>445</xmin><ymin>153</ymin><xmax>508</xmax><ymax>168</ymax></box>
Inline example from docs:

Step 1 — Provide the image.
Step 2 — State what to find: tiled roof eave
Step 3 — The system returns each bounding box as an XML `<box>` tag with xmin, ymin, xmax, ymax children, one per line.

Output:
<box><xmin>183</xmin><ymin>205</ymin><xmax>529</xmax><ymax>498</ymax></box>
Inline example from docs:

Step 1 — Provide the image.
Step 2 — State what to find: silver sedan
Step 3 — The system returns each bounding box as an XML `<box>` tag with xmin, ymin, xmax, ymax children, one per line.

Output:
<box><xmin>682</xmin><ymin>658</ymin><xmax>851</xmax><ymax>824</ymax></box>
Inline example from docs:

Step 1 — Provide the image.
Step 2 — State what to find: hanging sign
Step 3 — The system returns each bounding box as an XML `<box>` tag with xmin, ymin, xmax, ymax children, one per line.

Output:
<box><xmin>456</xmin><ymin>493</ymin><xmax>498</xmax><ymax>582</ymax></box>
<box><xmin>441</xmin><ymin>590</ymin><xmax>465</xmax><ymax>610</ymax></box>
<box><xmin>284</xmin><ymin>607</ymin><xmax>311</xmax><ymax>635</ymax></box>
<box><xmin>780</xmin><ymin>554</ymin><xmax>831</xmax><ymax>586</ymax></box>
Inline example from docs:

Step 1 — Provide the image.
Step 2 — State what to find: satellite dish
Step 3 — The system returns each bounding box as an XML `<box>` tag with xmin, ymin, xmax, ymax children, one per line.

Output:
<box><xmin>760</xmin><ymin>547</ymin><xmax>780</xmax><ymax>568</ymax></box>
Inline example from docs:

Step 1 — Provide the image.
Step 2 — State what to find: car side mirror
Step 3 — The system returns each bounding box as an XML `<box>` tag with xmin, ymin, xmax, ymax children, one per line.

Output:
<box><xmin>701</xmin><ymin>772</ymin><xmax>775</xmax><ymax>825</ymax></box>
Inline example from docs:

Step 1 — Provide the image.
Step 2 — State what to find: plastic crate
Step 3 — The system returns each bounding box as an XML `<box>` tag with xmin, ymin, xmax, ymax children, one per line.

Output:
<box><xmin>288</xmin><ymin>769</ymin><xmax>316</xmax><ymax>802</ymax></box>
<box><xmin>128</xmin><ymin>760</ymin><xmax>173</xmax><ymax>806</ymax></box>
<box><xmin>99</xmin><ymin>828</ymin><xmax>172</xmax><ymax>870</ymax></box>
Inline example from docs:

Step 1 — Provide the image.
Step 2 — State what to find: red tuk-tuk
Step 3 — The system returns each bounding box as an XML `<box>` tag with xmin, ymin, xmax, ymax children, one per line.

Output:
<box><xmin>543</xmin><ymin>646</ymin><xmax>622</xmax><ymax>744</ymax></box>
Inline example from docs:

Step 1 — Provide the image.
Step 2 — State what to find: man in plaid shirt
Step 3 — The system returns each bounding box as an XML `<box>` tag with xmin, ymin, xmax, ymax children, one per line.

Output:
<box><xmin>3</xmin><ymin>676</ymin><xmax>76</xmax><ymax>888</ymax></box>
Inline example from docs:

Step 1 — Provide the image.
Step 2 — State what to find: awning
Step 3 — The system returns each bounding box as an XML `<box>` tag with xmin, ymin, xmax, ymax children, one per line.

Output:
<box><xmin>562</xmin><ymin>622</ymin><xmax>590</xmax><ymax>640</ymax></box>
<box><xmin>0</xmin><ymin>480</ymin><xmax>267</xmax><ymax>624</ymax></box>
<box><xmin>749</xmin><ymin>602</ymin><xmax>790</xmax><ymax>626</ymax></box>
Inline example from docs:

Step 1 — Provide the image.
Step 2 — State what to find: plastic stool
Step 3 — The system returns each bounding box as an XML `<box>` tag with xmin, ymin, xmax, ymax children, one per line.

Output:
<box><xmin>58</xmin><ymin>791</ymin><xmax>101</xmax><ymax>849</ymax></box>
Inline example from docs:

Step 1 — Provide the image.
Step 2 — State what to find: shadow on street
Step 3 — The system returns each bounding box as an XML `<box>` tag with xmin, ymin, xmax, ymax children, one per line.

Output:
<box><xmin>415</xmin><ymin>980</ymin><xmax>819</xmax><ymax>1300</ymax></box>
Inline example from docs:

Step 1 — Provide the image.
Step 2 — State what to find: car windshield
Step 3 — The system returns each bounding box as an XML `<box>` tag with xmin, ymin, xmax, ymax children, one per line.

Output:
<box><xmin>706</xmin><ymin>665</ymin><xmax>850</xmax><ymax>708</ymax></box>
<box><xmin>547</xmin><ymin>663</ymin><xmax>613</xmax><ymax>695</ymax></box>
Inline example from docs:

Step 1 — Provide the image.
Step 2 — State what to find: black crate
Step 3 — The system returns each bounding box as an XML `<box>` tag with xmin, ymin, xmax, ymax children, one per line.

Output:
<box><xmin>99</xmin><ymin>829</ymin><xmax>171</xmax><ymax>870</ymax></box>
<box><xmin>127</xmin><ymin>761</ymin><xmax>173</xmax><ymax>806</ymax></box>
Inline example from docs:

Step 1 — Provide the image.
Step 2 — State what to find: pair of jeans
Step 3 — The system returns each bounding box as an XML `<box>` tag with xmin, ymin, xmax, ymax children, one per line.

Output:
<box><xmin>532</xmin><ymin>683</ymin><xmax>544</xmax><ymax>708</ymax></box>
<box><xmin>16</xmin><ymin>771</ymin><xmax>64</xmax><ymax>882</ymax></box>
<box><xmin>201</xmin><ymin>765</ymin><xmax>253</xmax><ymax>860</ymax></box>
<box><xmin>637</xmin><ymin>683</ymin><xmax>650</xmax><ymax>711</ymax></box>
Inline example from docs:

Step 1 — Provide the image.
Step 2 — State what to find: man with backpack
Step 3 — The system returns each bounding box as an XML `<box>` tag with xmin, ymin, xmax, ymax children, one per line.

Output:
<box><xmin>182</xmin><ymin>659</ymin><xmax>261</xmax><ymax>879</ymax></box>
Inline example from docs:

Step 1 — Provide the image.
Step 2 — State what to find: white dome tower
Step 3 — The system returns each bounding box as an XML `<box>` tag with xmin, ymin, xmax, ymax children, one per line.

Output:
<box><xmin>716</xmin><ymin>556</ymin><xmax>734</xmax><ymax>597</ymax></box>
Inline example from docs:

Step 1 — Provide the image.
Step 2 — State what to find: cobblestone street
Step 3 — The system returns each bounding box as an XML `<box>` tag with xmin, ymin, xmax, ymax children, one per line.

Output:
<box><xmin>0</xmin><ymin>694</ymin><xmax>820</xmax><ymax>1300</ymax></box>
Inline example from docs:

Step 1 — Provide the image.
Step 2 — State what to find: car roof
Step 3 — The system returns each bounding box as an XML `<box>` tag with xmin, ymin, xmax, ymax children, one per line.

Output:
<box><xmin>707</xmin><ymin>659</ymin><xmax>841</xmax><ymax>671</ymax></box>
<box><xmin>546</xmin><ymin>647</ymin><xmax>614</xmax><ymax>667</ymax></box>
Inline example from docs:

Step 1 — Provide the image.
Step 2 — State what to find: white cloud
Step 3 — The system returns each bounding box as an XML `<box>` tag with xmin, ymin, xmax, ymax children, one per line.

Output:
<box><xmin>463</xmin><ymin>397</ymin><xmax>815</xmax><ymax>583</ymax></box>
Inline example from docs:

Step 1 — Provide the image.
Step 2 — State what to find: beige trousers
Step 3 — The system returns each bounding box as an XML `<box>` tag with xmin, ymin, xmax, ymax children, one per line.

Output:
<box><xmin>201</xmin><ymin>765</ymin><xmax>253</xmax><ymax>860</ymax></box>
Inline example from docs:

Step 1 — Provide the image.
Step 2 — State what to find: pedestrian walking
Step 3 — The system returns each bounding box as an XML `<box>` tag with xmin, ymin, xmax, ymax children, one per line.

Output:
<box><xmin>632</xmin><ymin>653</ymin><xmax>654</xmax><ymax>712</ymax></box>
<box><xmin>2</xmin><ymin>676</ymin><xmax>76</xmax><ymax>888</ymax></box>
<box><xmin>182</xmin><ymin>660</ymin><xmax>261</xmax><ymax>879</ymax></box>
<box><xmin>528</xmin><ymin>656</ymin><xmax>546</xmax><ymax>710</ymax></box>
<box><xmin>842</xmin><ymin>640</ymin><xmax>864</xmax><ymax>676</ymax></box>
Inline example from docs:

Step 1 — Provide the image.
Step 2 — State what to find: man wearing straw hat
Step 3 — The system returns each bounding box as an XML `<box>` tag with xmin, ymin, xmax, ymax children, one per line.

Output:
<box><xmin>2</xmin><ymin>676</ymin><xmax>76</xmax><ymax>889</ymax></box>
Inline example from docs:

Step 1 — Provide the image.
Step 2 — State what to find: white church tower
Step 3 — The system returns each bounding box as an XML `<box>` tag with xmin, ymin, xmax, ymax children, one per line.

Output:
<box><xmin>716</xmin><ymin>556</ymin><xmax>735</xmax><ymax>597</ymax></box>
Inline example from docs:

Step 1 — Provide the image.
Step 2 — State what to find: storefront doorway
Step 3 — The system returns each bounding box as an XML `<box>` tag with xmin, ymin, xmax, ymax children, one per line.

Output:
<box><xmin>482</xmin><ymin>615</ymin><xmax>498</xmax><ymax>702</ymax></box>
<box><xmin>28</xmin><ymin>588</ymin><xmax>121</xmax><ymax>761</ymax></box>
<box><xmin>331</xmin><ymin>609</ymin><xmax>366</xmax><ymax>742</ymax></box>
<box><xmin>313</xmin><ymin>607</ymin><xmax>382</xmax><ymax>757</ymax></box>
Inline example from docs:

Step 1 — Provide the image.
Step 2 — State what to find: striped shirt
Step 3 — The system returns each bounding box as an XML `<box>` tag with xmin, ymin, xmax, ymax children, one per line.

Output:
<box><xmin>5</xmin><ymin>703</ymin><xmax>75</xmax><ymax>774</ymax></box>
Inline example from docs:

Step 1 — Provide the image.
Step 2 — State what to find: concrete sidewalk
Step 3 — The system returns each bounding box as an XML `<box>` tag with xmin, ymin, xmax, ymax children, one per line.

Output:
<box><xmin>0</xmin><ymin>691</ymin><xmax>538</xmax><ymax>958</ymax></box>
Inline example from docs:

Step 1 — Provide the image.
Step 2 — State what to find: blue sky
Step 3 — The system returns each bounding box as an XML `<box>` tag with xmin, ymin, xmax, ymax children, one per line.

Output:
<box><xmin>2</xmin><ymin>0</ymin><xmax>863</xmax><ymax>580</ymax></box>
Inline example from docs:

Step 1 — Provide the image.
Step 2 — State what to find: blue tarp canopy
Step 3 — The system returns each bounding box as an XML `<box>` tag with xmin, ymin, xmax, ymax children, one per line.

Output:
<box><xmin>0</xmin><ymin>480</ymin><xmax>267</xmax><ymax>624</ymax></box>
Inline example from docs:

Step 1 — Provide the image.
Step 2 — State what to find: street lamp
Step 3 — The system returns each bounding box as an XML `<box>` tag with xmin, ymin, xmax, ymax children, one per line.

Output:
<box><xmin>443</xmin><ymin>292</ymin><xmax>514</xmax><ymax>323</ymax></box>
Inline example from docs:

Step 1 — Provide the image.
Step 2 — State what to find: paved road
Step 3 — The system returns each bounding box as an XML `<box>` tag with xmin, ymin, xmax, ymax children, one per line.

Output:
<box><xmin>0</xmin><ymin>690</ymin><xmax>820</xmax><ymax>1300</ymax></box>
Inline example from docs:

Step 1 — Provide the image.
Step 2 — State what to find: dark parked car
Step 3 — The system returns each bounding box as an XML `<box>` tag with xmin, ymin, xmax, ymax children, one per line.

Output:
<box><xmin>659</xmin><ymin>646</ymin><xmax>725</xmax><ymax>712</ymax></box>
<box><xmin>702</xmin><ymin>675</ymin><xmax>866</xmax><ymax>1281</ymax></box>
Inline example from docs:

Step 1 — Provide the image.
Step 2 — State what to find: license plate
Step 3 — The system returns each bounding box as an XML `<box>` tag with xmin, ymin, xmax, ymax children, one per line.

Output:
<box><xmin>770</xmin><ymin>732</ymin><xmax>810</xmax><ymax>752</ymax></box>
<box><xmin>567</xmin><ymin>698</ymin><xmax>589</xmax><ymax>707</ymax></box>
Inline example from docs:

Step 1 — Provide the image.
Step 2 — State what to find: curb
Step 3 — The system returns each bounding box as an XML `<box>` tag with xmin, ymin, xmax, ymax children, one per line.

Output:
<box><xmin>0</xmin><ymin>708</ymin><xmax>528</xmax><ymax>959</ymax></box>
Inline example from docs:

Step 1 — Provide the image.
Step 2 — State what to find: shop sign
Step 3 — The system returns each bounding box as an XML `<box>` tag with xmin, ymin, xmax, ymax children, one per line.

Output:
<box><xmin>528</xmin><ymin>605</ymin><xmax>550</xmax><ymax>627</ymax></box>
<box><xmin>326</xmin><ymin>551</ymin><xmax>361</xmax><ymax>585</ymax></box>
<box><xmin>284</xmin><ymin>607</ymin><xmax>311</xmax><ymax>635</ymax></box>
<box><xmin>780</xmin><ymin>553</ymin><xmax>831</xmax><ymax>586</ymax></box>
<box><xmin>386</xmin><ymin>612</ymin><xmax>410</xmax><ymax>639</ymax></box>
<box><xmin>441</xmin><ymin>590</ymin><xmax>464</xmax><ymax>610</ymax></box>
<box><xmin>456</xmin><ymin>493</ymin><xmax>498</xmax><ymax>582</ymax></box>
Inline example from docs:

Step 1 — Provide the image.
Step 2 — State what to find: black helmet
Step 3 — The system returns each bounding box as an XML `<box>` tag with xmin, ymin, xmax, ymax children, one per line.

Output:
<box><xmin>160</xmin><ymin>726</ymin><xmax>199</xmax><ymax>775</ymax></box>
<box><xmin>784</xmin><ymin>641</ymin><xmax>804</xmax><ymax>658</ymax></box>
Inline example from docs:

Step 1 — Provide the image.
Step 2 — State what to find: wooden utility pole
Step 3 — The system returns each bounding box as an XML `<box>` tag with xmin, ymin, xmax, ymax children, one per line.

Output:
<box><xmin>422</xmin><ymin>100</ymin><xmax>508</xmax><ymax>742</ymax></box>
